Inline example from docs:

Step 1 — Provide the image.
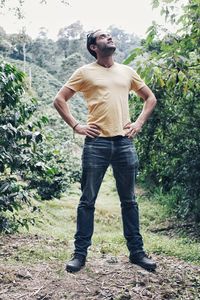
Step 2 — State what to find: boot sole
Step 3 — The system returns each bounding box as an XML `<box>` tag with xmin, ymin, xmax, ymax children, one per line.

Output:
<box><xmin>66</xmin><ymin>264</ymin><xmax>85</xmax><ymax>273</ymax></box>
<box><xmin>130</xmin><ymin>260</ymin><xmax>157</xmax><ymax>272</ymax></box>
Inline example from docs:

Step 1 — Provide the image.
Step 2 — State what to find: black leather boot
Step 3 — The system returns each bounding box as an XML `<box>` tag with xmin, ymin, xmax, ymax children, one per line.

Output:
<box><xmin>129</xmin><ymin>252</ymin><xmax>157</xmax><ymax>271</ymax></box>
<box><xmin>66</xmin><ymin>254</ymin><xmax>86</xmax><ymax>273</ymax></box>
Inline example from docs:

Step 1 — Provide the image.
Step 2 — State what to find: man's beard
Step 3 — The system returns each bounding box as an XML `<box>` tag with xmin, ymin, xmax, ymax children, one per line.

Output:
<box><xmin>101</xmin><ymin>45</ymin><xmax>116</xmax><ymax>56</ymax></box>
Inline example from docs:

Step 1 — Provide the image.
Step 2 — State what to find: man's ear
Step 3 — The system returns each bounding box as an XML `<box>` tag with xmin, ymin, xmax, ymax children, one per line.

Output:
<box><xmin>90</xmin><ymin>44</ymin><xmax>96</xmax><ymax>51</ymax></box>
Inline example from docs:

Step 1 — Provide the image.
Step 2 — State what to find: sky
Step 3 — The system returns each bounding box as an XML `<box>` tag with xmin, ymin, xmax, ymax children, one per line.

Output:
<box><xmin>0</xmin><ymin>0</ymin><xmax>181</xmax><ymax>40</ymax></box>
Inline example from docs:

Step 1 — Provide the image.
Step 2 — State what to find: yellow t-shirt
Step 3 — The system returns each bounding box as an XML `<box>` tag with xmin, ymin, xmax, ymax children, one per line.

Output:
<box><xmin>65</xmin><ymin>62</ymin><xmax>145</xmax><ymax>137</ymax></box>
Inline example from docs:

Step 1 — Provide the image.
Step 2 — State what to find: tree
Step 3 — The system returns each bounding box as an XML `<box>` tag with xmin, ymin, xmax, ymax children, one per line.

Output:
<box><xmin>58</xmin><ymin>52</ymin><xmax>86</xmax><ymax>82</ymax></box>
<box><xmin>8</xmin><ymin>31</ymin><xmax>32</xmax><ymax>62</ymax></box>
<box><xmin>57</xmin><ymin>21</ymin><xmax>84</xmax><ymax>58</ymax></box>
<box><xmin>0</xmin><ymin>60</ymin><xmax>42</xmax><ymax>232</ymax></box>
<box><xmin>30</xmin><ymin>36</ymin><xmax>58</xmax><ymax>74</ymax></box>
<box><xmin>0</xmin><ymin>26</ymin><xmax>12</xmax><ymax>56</ymax></box>
<box><xmin>124</xmin><ymin>0</ymin><xmax>200</xmax><ymax>222</ymax></box>
<box><xmin>0</xmin><ymin>59</ymin><xmax>81</xmax><ymax>232</ymax></box>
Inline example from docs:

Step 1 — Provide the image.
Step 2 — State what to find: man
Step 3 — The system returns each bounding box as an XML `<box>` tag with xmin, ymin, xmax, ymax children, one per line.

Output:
<box><xmin>54</xmin><ymin>29</ymin><xmax>157</xmax><ymax>273</ymax></box>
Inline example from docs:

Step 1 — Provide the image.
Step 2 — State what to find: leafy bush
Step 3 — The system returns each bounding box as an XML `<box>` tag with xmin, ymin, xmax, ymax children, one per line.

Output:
<box><xmin>125</xmin><ymin>0</ymin><xmax>200</xmax><ymax>222</ymax></box>
<box><xmin>0</xmin><ymin>60</ymin><xmax>40</xmax><ymax>232</ymax></box>
<box><xmin>27</xmin><ymin>142</ymin><xmax>81</xmax><ymax>200</ymax></box>
<box><xmin>0</xmin><ymin>59</ymin><xmax>81</xmax><ymax>233</ymax></box>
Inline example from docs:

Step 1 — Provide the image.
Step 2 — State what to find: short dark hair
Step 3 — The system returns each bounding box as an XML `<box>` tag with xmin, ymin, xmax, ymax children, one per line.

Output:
<box><xmin>86</xmin><ymin>30</ymin><xmax>100</xmax><ymax>59</ymax></box>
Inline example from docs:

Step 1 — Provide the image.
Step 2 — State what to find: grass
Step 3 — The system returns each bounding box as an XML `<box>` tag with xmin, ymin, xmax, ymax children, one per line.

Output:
<box><xmin>4</xmin><ymin>167</ymin><xmax>200</xmax><ymax>265</ymax></box>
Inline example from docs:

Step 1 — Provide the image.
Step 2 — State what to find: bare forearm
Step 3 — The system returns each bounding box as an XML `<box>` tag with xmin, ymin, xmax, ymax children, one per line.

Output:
<box><xmin>124</xmin><ymin>94</ymin><xmax>157</xmax><ymax>138</ymax></box>
<box><xmin>136</xmin><ymin>95</ymin><xmax>157</xmax><ymax>126</ymax></box>
<box><xmin>53</xmin><ymin>92</ymin><xmax>100</xmax><ymax>138</ymax></box>
<box><xmin>53</xmin><ymin>97</ymin><xmax>78</xmax><ymax>129</ymax></box>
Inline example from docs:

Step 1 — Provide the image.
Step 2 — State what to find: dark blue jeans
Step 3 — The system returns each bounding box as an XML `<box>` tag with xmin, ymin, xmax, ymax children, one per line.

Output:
<box><xmin>74</xmin><ymin>136</ymin><xmax>144</xmax><ymax>257</ymax></box>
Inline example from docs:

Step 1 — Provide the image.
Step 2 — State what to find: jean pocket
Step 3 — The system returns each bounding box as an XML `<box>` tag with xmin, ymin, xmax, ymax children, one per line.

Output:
<box><xmin>85</xmin><ymin>136</ymin><xmax>99</xmax><ymax>145</ymax></box>
<box><xmin>121</xmin><ymin>136</ymin><xmax>132</xmax><ymax>145</ymax></box>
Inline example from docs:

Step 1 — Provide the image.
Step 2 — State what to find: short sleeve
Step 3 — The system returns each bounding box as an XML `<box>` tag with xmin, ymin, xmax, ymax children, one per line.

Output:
<box><xmin>130</xmin><ymin>70</ymin><xmax>145</xmax><ymax>92</ymax></box>
<box><xmin>64</xmin><ymin>68</ymin><xmax>84</xmax><ymax>92</ymax></box>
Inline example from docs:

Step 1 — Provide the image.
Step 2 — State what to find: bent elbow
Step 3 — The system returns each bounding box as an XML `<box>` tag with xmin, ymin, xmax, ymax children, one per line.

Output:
<box><xmin>53</xmin><ymin>96</ymin><xmax>61</xmax><ymax>109</ymax></box>
<box><xmin>53</xmin><ymin>97</ymin><xmax>58</xmax><ymax>108</ymax></box>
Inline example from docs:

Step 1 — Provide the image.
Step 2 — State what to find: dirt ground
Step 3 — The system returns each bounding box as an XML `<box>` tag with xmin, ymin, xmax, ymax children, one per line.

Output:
<box><xmin>0</xmin><ymin>235</ymin><xmax>200</xmax><ymax>300</ymax></box>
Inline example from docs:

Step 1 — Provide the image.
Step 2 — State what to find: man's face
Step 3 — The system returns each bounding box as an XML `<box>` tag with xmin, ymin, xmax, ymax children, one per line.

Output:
<box><xmin>93</xmin><ymin>30</ymin><xmax>116</xmax><ymax>55</ymax></box>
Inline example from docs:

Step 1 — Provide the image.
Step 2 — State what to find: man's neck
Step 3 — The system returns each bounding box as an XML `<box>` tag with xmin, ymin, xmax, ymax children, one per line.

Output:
<box><xmin>96</xmin><ymin>57</ymin><xmax>114</xmax><ymax>68</ymax></box>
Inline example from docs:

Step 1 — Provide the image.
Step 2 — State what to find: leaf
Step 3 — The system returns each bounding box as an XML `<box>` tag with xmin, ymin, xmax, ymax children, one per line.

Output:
<box><xmin>0</xmin><ymin>182</ymin><xmax>10</xmax><ymax>193</ymax></box>
<box><xmin>41</xmin><ymin>116</ymin><xmax>49</xmax><ymax>124</ymax></box>
<box><xmin>159</xmin><ymin>78</ymin><xmax>165</xmax><ymax>87</ymax></box>
<box><xmin>123</xmin><ymin>48</ymin><xmax>143</xmax><ymax>65</ymax></box>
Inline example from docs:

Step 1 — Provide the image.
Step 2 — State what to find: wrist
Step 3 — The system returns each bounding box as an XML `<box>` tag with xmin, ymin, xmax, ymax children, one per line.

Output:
<box><xmin>136</xmin><ymin>119</ymin><xmax>144</xmax><ymax>126</ymax></box>
<box><xmin>72</xmin><ymin>122</ymin><xmax>80</xmax><ymax>131</ymax></box>
<box><xmin>72</xmin><ymin>122</ymin><xmax>81</xmax><ymax>139</ymax></box>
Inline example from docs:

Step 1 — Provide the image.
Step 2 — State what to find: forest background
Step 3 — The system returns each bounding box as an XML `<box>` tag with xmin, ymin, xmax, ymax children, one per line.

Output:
<box><xmin>0</xmin><ymin>0</ymin><xmax>199</xmax><ymax>232</ymax></box>
<box><xmin>0</xmin><ymin>1</ymin><xmax>200</xmax><ymax>299</ymax></box>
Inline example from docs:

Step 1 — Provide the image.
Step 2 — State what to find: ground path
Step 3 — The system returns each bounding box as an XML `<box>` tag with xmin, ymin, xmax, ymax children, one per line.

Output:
<box><xmin>0</xmin><ymin>235</ymin><xmax>199</xmax><ymax>300</ymax></box>
<box><xmin>0</xmin><ymin>171</ymin><xmax>200</xmax><ymax>300</ymax></box>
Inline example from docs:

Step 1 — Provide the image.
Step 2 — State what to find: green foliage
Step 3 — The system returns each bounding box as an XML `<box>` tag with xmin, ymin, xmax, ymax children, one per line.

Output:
<box><xmin>0</xmin><ymin>59</ymin><xmax>81</xmax><ymax>233</ymax></box>
<box><xmin>26</xmin><ymin>142</ymin><xmax>81</xmax><ymax>200</ymax></box>
<box><xmin>58</xmin><ymin>52</ymin><xmax>86</xmax><ymax>83</ymax></box>
<box><xmin>0</xmin><ymin>60</ymin><xmax>41</xmax><ymax>232</ymax></box>
<box><xmin>126</xmin><ymin>0</ymin><xmax>200</xmax><ymax>222</ymax></box>
<box><xmin>8</xmin><ymin>57</ymin><xmax>85</xmax><ymax>197</ymax></box>
<box><xmin>0</xmin><ymin>21</ymin><xmax>141</xmax><ymax>84</ymax></box>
